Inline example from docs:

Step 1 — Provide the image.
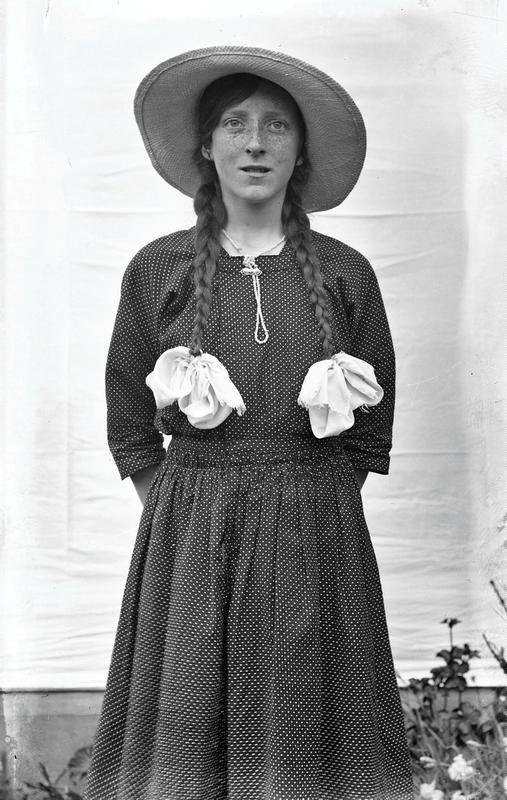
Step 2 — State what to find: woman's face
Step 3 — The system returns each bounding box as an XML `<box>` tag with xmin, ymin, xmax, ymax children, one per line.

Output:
<box><xmin>202</xmin><ymin>83</ymin><xmax>303</xmax><ymax>210</ymax></box>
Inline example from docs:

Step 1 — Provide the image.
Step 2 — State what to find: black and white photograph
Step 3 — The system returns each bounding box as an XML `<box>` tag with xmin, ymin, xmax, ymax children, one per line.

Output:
<box><xmin>1</xmin><ymin>1</ymin><xmax>506</xmax><ymax>799</ymax></box>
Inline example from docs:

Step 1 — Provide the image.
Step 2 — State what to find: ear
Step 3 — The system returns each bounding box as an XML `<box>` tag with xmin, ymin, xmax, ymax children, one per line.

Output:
<box><xmin>201</xmin><ymin>144</ymin><xmax>213</xmax><ymax>161</ymax></box>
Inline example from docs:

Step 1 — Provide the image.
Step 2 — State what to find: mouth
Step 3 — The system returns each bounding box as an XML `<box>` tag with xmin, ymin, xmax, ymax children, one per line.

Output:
<box><xmin>240</xmin><ymin>166</ymin><xmax>271</xmax><ymax>176</ymax></box>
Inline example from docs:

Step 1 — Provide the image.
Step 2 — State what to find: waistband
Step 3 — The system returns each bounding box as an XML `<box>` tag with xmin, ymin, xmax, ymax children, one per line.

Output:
<box><xmin>166</xmin><ymin>435</ymin><xmax>348</xmax><ymax>468</ymax></box>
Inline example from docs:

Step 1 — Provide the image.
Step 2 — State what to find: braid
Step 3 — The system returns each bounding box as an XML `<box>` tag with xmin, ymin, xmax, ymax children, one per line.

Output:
<box><xmin>189</xmin><ymin>179</ymin><xmax>226</xmax><ymax>356</ymax></box>
<box><xmin>282</xmin><ymin>177</ymin><xmax>335</xmax><ymax>359</ymax></box>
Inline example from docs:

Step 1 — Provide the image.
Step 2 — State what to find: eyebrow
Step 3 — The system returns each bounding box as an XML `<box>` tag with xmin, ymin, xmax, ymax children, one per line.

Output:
<box><xmin>221</xmin><ymin>107</ymin><xmax>292</xmax><ymax>120</ymax></box>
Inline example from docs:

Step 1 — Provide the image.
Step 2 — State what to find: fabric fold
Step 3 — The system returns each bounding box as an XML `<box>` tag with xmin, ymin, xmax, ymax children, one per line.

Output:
<box><xmin>297</xmin><ymin>351</ymin><xmax>383</xmax><ymax>439</ymax></box>
<box><xmin>146</xmin><ymin>346</ymin><xmax>246</xmax><ymax>429</ymax></box>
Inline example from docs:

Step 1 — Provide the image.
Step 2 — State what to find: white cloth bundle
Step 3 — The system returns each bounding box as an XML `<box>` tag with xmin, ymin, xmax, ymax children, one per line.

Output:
<box><xmin>146</xmin><ymin>346</ymin><xmax>246</xmax><ymax>429</ymax></box>
<box><xmin>297</xmin><ymin>351</ymin><xmax>383</xmax><ymax>439</ymax></box>
<box><xmin>147</xmin><ymin>347</ymin><xmax>382</xmax><ymax>437</ymax></box>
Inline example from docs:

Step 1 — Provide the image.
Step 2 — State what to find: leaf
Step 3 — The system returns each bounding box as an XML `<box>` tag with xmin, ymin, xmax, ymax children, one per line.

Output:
<box><xmin>38</xmin><ymin>764</ymin><xmax>52</xmax><ymax>784</ymax></box>
<box><xmin>469</xmin><ymin>710</ymin><xmax>481</xmax><ymax>724</ymax></box>
<box><xmin>50</xmin><ymin>786</ymin><xmax>61</xmax><ymax>796</ymax></box>
<box><xmin>445</xmin><ymin>675</ymin><xmax>467</xmax><ymax>691</ymax></box>
<box><xmin>68</xmin><ymin>746</ymin><xmax>92</xmax><ymax>775</ymax></box>
<box><xmin>435</xmin><ymin>649</ymin><xmax>452</xmax><ymax>664</ymax></box>
<box><xmin>462</xmin><ymin>643</ymin><xmax>481</xmax><ymax>659</ymax></box>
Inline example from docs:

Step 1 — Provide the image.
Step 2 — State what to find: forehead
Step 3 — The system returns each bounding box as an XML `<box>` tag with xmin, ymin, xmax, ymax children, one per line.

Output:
<box><xmin>220</xmin><ymin>84</ymin><xmax>301</xmax><ymax>117</ymax></box>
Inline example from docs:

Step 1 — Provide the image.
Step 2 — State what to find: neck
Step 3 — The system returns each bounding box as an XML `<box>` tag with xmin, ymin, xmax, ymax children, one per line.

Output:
<box><xmin>221</xmin><ymin>194</ymin><xmax>285</xmax><ymax>253</ymax></box>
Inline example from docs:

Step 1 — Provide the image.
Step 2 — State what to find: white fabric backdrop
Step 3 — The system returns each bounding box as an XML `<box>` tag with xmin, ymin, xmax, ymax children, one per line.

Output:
<box><xmin>2</xmin><ymin>0</ymin><xmax>506</xmax><ymax>689</ymax></box>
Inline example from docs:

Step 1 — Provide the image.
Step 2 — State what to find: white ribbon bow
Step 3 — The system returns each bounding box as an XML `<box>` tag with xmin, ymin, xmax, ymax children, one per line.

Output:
<box><xmin>297</xmin><ymin>351</ymin><xmax>384</xmax><ymax>439</ymax></box>
<box><xmin>146</xmin><ymin>346</ymin><xmax>246</xmax><ymax>430</ymax></box>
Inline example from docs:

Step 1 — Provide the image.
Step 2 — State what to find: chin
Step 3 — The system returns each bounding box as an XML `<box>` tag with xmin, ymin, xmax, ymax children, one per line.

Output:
<box><xmin>239</xmin><ymin>188</ymin><xmax>285</xmax><ymax>206</ymax></box>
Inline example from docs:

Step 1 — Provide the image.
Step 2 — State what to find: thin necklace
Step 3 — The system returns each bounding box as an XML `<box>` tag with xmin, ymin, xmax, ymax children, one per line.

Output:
<box><xmin>222</xmin><ymin>229</ymin><xmax>285</xmax><ymax>344</ymax></box>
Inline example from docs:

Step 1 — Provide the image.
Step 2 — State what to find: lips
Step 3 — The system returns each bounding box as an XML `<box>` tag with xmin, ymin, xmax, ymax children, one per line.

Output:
<box><xmin>240</xmin><ymin>166</ymin><xmax>271</xmax><ymax>174</ymax></box>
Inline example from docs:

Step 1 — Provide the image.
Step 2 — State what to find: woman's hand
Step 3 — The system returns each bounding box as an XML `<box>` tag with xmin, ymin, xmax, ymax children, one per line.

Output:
<box><xmin>131</xmin><ymin>464</ymin><xmax>159</xmax><ymax>505</ymax></box>
<box><xmin>354</xmin><ymin>468</ymin><xmax>368</xmax><ymax>492</ymax></box>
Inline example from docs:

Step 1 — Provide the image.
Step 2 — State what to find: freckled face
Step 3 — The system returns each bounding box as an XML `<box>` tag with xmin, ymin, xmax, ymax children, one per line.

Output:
<box><xmin>202</xmin><ymin>85</ymin><xmax>303</xmax><ymax>209</ymax></box>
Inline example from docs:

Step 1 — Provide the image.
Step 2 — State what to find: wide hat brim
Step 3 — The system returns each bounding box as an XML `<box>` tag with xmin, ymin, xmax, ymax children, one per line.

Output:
<box><xmin>134</xmin><ymin>46</ymin><xmax>366</xmax><ymax>213</ymax></box>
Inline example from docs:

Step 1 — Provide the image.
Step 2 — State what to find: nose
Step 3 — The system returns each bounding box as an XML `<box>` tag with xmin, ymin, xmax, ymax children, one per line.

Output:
<box><xmin>245</xmin><ymin>124</ymin><xmax>266</xmax><ymax>155</ymax></box>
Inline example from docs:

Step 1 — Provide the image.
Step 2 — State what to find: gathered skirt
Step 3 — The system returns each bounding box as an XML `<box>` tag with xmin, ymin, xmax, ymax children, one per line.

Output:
<box><xmin>84</xmin><ymin>436</ymin><xmax>414</xmax><ymax>800</ymax></box>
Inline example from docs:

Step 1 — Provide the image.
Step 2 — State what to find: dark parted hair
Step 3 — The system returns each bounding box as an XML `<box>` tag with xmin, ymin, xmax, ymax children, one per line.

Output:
<box><xmin>189</xmin><ymin>73</ymin><xmax>335</xmax><ymax>358</ymax></box>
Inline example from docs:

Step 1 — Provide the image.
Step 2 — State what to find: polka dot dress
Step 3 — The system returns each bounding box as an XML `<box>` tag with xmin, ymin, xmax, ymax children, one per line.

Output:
<box><xmin>84</xmin><ymin>228</ymin><xmax>414</xmax><ymax>800</ymax></box>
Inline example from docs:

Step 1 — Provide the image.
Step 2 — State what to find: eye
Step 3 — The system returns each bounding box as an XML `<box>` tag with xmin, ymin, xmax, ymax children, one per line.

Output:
<box><xmin>223</xmin><ymin>118</ymin><xmax>243</xmax><ymax>130</ymax></box>
<box><xmin>268</xmin><ymin>120</ymin><xmax>288</xmax><ymax>131</ymax></box>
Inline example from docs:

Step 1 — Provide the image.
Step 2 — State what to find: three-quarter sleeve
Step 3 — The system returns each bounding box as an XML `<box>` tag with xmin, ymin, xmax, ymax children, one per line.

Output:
<box><xmin>340</xmin><ymin>259</ymin><xmax>396</xmax><ymax>475</ymax></box>
<box><xmin>105</xmin><ymin>250</ymin><xmax>166</xmax><ymax>480</ymax></box>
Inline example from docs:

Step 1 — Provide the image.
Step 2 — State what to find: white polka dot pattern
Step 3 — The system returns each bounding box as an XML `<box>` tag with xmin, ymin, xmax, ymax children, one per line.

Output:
<box><xmin>84</xmin><ymin>229</ymin><xmax>414</xmax><ymax>800</ymax></box>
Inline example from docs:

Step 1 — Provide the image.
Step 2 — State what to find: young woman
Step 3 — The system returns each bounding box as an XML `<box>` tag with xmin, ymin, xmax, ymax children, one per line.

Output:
<box><xmin>84</xmin><ymin>46</ymin><xmax>414</xmax><ymax>800</ymax></box>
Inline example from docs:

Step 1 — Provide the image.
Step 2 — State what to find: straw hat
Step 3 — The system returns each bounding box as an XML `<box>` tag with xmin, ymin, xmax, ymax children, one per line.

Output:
<box><xmin>134</xmin><ymin>46</ymin><xmax>366</xmax><ymax>213</ymax></box>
